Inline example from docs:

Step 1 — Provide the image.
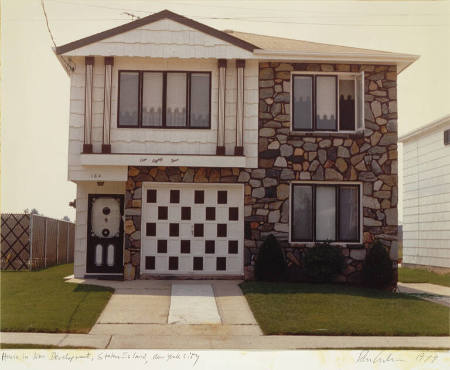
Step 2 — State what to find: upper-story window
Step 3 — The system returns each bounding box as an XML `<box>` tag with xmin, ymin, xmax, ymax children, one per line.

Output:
<box><xmin>291</xmin><ymin>72</ymin><xmax>364</xmax><ymax>132</ymax></box>
<box><xmin>118</xmin><ymin>71</ymin><xmax>211</xmax><ymax>128</ymax></box>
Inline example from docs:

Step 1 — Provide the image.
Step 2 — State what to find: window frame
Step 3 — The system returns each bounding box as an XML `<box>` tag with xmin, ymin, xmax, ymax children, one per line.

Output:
<box><xmin>117</xmin><ymin>70</ymin><xmax>212</xmax><ymax>129</ymax></box>
<box><xmin>289</xmin><ymin>182</ymin><xmax>362</xmax><ymax>244</ymax></box>
<box><xmin>291</xmin><ymin>71</ymin><xmax>363</xmax><ymax>133</ymax></box>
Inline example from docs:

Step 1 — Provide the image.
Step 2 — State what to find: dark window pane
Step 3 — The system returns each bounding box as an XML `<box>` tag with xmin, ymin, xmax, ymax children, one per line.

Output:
<box><xmin>169</xmin><ymin>257</ymin><xmax>178</xmax><ymax>270</ymax></box>
<box><xmin>145</xmin><ymin>256</ymin><xmax>155</xmax><ymax>270</ymax></box>
<box><xmin>147</xmin><ymin>189</ymin><xmax>157</xmax><ymax>203</ymax></box>
<box><xmin>142</xmin><ymin>72</ymin><xmax>163</xmax><ymax>127</ymax></box>
<box><xmin>190</xmin><ymin>73</ymin><xmax>210</xmax><ymax>128</ymax></box>
<box><xmin>193</xmin><ymin>257</ymin><xmax>203</xmax><ymax>270</ymax></box>
<box><xmin>315</xmin><ymin>186</ymin><xmax>336</xmax><ymax>241</ymax></box>
<box><xmin>339</xmin><ymin>186</ymin><xmax>359</xmax><ymax>241</ymax></box>
<box><xmin>293</xmin><ymin>75</ymin><xmax>313</xmax><ymax>130</ymax></box>
<box><xmin>195</xmin><ymin>190</ymin><xmax>204</xmax><ymax>204</ymax></box>
<box><xmin>229</xmin><ymin>207</ymin><xmax>239</xmax><ymax>221</ymax></box>
<box><xmin>181</xmin><ymin>240</ymin><xmax>190</xmax><ymax>253</ymax></box>
<box><xmin>158</xmin><ymin>206</ymin><xmax>168</xmax><ymax>220</ymax></box>
<box><xmin>166</xmin><ymin>72</ymin><xmax>187</xmax><ymax>127</ymax></box>
<box><xmin>205</xmin><ymin>240</ymin><xmax>215</xmax><ymax>254</ymax></box>
<box><xmin>228</xmin><ymin>240</ymin><xmax>238</xmax><ymax>254</ymax></box>
<box><xmin>216</xmin><ymin>257</ymin><xmax>226</xmax><ymax>271</ymax></box>
<box><xmin>118</xmin><ymin>72</ymin><xmax>139</xmax><ymax>126</ymax></box>
<box><xmin>218</xmin><ymin>191</ymin><xmax>227</xmax><ymax>204</ymax></box>
<box><xmin>169</xmin><ymin>223</ymin><xmax>179</xmax><ymax>237</ymax></box>
<box><xmin>157</xmin><ymin>240</ymin><xmax>167</xmax><ymax>253</ymax></box>
<box><xmin>292</xmin><ymin>185</ymin><xmax>312</xmax><ymax>241</ymax></box>
<box><xmin>206</xmin><ymin>207</ymin><xmax>216</xmax><ymax>221</ymax></box>
<box><xmin>146</xmin><ymin>223</ymin><xmax>156</xmax><ymax>236</ymax></box>
<box><xmin>316</xmin><ymin>75</ymin><xmax>337</xmax><ymax>130</ymax></box>
<box><xmin>194</xmin><ymin>224</ymin><xmax>204</xmax><ymax>237</ymax></box>
<box><xmin>339</xmin><ymin>79</ymin><xmax>355</xmax><ymax>130</ymax></box>
<box><xmin>217</xmin><ymin>224</ymin><xmax>227</xmax><ymax>237</ymax></box>
<box><xmin>170</xmin><ymin>190</ymin><xmax>180</xmax><ymax>203</ymax></box>
<box><xmin>181</xmin><ymin>207</ymin><xmax>191</xmax><ymax>220</ymax></box>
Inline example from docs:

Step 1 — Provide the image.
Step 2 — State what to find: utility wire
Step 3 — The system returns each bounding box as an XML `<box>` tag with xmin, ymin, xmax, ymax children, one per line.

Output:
<box><xmin>40</xmin><ymin>0</ymin><xmax>74</xmax><ymax>73</ymax></box>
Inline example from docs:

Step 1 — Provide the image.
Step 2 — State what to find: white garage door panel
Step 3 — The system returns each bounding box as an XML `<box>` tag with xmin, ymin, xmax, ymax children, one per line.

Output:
<box><xmin>141</xmin><ymin>182</ymin><xmax>244</xmax><ymax>276</ymax></box>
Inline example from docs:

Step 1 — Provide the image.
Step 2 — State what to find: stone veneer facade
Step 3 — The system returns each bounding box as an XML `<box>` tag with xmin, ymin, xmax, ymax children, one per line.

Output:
<box><xmin>123</xmin><ymin>62</ymin><xmax>398</xmax><ymax>283</ymax></box>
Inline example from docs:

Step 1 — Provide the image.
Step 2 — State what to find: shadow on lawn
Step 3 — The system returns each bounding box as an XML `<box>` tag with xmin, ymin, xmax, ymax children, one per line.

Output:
<box><xmin>239</xmin><ymin>281</ymin><xmax>432</xmax><ymax>302</ymax></box>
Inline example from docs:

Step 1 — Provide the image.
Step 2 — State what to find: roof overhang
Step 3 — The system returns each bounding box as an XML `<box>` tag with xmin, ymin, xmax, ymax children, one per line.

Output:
<box><xmin>253</xmin><ymin>49</ymin><xmax>419</xmax><ymax>74</ymax></box>
<box><xmin>399</xmin><ymin>114</ymin><xmax>450</xmax><ymax>142</ymax></box>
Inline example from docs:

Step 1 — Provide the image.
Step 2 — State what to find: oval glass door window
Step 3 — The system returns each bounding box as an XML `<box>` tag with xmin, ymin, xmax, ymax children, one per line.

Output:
<box><xmin>95</xmin><ymin>244</ymin><xmax>103</xmax><ymax>266</ymax></box>
<box><xmin>107</xmin><ymin>244</ymin><xmax>115</xmax><ymax>266</ymax></box>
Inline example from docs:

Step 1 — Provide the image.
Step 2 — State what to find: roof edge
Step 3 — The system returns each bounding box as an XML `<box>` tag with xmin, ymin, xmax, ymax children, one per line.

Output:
<box><xmin>399</xmin><ymin>114</ymin><xmax>450</xmax><ymax>142</ymax></box>
<box><xmin>55</xmin><ymin>9</ymin><xmax>259</xmax><ymax>55</ymax></box>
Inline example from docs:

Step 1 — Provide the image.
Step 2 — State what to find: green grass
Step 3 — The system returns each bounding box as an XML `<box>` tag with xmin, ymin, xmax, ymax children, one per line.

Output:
<box><xmin>240</xmin><ymin>282</ymin><xmax>449</xmax><ymax>336</ymax></box>
<box><xmin>1</xmin><ymin>264</ymin><xmax>113</xmax><ymax>333</ymax></box>
<box><xmin>399</xmin><ymin>267</ymin><xmax>450</xmax><ymax>287</ymax></box>
<box><xmin>0</xmin><ymin>343</ymin><xmax>94</xmax><ymax>349</ymax></box>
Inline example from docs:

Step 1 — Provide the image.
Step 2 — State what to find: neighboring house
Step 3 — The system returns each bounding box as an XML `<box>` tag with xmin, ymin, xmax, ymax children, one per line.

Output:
<box><xmin>54</xmin><ymin>10</ymin><xmax>418</xmax><ymax>281</ymax></box>
<box><xmin>400</xmin><ymin>114</ymin><xmax>450</xmax><ymax>270</ymax></box>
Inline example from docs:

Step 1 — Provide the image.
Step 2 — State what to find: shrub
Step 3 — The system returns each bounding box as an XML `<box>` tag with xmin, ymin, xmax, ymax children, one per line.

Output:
<box><xmin>303</xmin><ymin>242</ymin><xmax>345</xmax><ymax>283</ymax></box>
<box><xmin>255</xmin><ymin>234</ymin><xmax>287</xmax><ymax>281</ymax></box>
<box><xmin>362</xmin><ymin>240</ymin><xmax>394</xmax><ymax>288</ymax></box>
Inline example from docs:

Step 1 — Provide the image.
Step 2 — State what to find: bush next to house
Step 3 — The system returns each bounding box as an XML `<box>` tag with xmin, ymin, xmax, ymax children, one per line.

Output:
<box><xmin>255</xmin><ymin>234</ymin><xmax>287</xmax><ymax>281</ymax></box>
<box><xmin>303</xmin><ymin>242</ymin><xmax>345</xmax><ymax>283</ymax></box>
<box><xmin>362</xmin><ymin>239</ymin><xmax>394</xmax><ymax>289</ymax></box>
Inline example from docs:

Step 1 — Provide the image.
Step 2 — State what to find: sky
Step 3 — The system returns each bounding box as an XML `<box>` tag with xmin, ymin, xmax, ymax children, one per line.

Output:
<box><xmin>1</xmin><ymin>0</ymin><xmax>449</xmax><ymax>221</ymax></box>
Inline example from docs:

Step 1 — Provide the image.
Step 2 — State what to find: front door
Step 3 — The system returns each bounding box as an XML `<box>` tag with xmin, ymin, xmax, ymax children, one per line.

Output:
<box><xmin>86</xmin><ymin>194</ymin><xmax>124</xmax><ymax>274</ymax></box>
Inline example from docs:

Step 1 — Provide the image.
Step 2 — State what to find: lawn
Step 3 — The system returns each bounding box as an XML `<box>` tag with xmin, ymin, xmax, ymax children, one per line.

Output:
<box><xmin>1</xmin><ymin>264</ymin><xmax>113</xmax><ymax>333</ymax></box>
<box><xmin>399</xmin><ymin>267</ymin><xmax>450</xmax><ymax>287</ymax></box>
<box><xmin>240</xmin><ymin>282</ymin><xmax>449</xmax><ymax>336</ymax></box>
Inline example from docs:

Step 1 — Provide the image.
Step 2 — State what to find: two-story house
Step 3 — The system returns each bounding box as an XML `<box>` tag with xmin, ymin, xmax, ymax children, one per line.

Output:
<box><xmin>55</xmin><ymin>10</ymin><xmax>418</xmax><ymax>282</ymax></box>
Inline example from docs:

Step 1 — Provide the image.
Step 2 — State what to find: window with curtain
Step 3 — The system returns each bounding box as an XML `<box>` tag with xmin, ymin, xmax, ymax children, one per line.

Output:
<box><xmin>291</xmin><ymin>73</ymin><xmax>363</xmax><ymax>132</ymax></box>
<box><xmin>118</xmin><ymin>71</ymin><xmax>211</xmax><ymax>128</ymax></box>
<box><xmin>291</xmin><ymin>183</ymin><xmax>360</xmax><ymax>242</ymax></box>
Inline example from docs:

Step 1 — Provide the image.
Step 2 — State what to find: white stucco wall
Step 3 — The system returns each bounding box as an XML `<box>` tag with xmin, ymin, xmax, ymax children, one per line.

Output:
<box><xmin>73</xmin><ymin>181</ymin><xmax>125</xmax><ymax>278</ymax></box>
<box><xmin>402</xmin><ymin>121</ymin><xmax>450</xmax><ymax>268</ymax></box>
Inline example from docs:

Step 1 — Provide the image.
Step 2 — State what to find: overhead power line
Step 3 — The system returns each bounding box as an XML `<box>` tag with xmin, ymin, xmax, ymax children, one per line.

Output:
<box><xmin>40</xmin><ymin>0</ymin><xmax>74</xmax><ymax>73</ymax></box>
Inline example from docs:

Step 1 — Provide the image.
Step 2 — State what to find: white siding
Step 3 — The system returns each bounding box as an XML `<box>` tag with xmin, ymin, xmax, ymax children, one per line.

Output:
<box><xmin>402</xmin><ymin>122</ymin><xmax>450</xmax><ymax>268</ymax></box>
<box><xmin>68</xmin><ymin>57</ymin><xmax>258</xmax><ymax>181</ymax></box>
<box><xmin>62</xmin><ymin>19</ymin><xmax>253</xmax><ymax>60</ymax></box>
<box><xmin>74</xmin><ymin>181</ymin><xmax>125</xmax><ymax>278</ymax></box>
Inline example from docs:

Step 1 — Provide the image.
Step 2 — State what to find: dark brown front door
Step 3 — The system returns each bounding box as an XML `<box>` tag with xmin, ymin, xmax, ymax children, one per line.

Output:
<box><xmin>86</xmin><ymin>194</ymin><xmax>124</xmax><ymax>273</ymax></box>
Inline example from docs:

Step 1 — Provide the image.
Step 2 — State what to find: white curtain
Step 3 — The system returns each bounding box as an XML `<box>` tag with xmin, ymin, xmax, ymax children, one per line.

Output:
<box><xmin>315</xmin><ymin>186</ymin><xmax>336</xmax><ymax>240</ymax></box>
<box><xmin>142</xmin><ymin>72</ymin><xmax>163</xmax><ymax>126</ymax></box>
<box><xmin>166</xmin><ymin>72</ymin><xmax>187</xmax><ymax>127</ymax></box>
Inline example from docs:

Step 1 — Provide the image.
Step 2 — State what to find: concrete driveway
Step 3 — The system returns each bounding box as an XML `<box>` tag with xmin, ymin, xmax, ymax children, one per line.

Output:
<box><xmin>67</xmin><ymin>278</ymin><xmax>262</xmax><ymax>339</ymax></box>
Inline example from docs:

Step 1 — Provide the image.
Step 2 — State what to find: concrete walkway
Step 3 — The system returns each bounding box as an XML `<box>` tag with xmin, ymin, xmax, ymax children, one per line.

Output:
<box><xmin>398</xmin><ymin>282</ymin><xmax>450</xmax><ymax>307</ymax></box>
<box><xmin>71</xmin><ymin>278</ymin><xmax>262</xmax><ymax>338</ymax></box>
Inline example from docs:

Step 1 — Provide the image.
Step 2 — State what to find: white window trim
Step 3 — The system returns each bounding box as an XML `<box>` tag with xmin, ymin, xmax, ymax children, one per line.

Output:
<box><xmin>288</xmin><ymin>181</ymin><xmax>363</xmax><ymax>245</ymax></box>
<box><xmin>290</xmin><ymin>71</ymin><xmax>364</xmax><ymax>134</ymax></box>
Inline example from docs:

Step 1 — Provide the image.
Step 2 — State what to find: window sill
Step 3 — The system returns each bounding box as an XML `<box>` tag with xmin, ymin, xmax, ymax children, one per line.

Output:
<box><xmin>288</xmin><ymin>130</ymin><xmax>364</xmax><ymax>138</ymax></box>
<box><xmin>80</xmin><ymin>153</ymin><xmax>247</xmax><ymax>168</ymax></box>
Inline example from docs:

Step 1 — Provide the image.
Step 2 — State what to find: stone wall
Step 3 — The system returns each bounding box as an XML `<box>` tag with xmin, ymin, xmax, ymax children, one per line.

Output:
<box><xmin>123</xmin><ymin>62</ymin><xmax>398</xmax><ymax>284</ymax></box>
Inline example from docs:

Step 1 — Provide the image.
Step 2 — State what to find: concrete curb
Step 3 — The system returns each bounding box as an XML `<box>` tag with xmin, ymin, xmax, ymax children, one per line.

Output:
<box><xmin>1</xmin><ymin>332</ymin><xmax>449</xmax><ymax>349</ymax></box>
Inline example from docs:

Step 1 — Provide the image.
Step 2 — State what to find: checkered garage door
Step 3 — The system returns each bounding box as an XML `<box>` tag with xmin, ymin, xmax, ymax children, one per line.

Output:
<box><xmin>141</xmin><ymin>183</ymin><xmax>244</xmax><ymax>276</ymax></box>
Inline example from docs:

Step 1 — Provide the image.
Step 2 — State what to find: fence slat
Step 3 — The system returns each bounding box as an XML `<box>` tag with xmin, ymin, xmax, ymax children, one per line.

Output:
<box><xmin>57</xmin><ymin>221</ymin><xmax>68</xmax><ymax>264</ymax></box>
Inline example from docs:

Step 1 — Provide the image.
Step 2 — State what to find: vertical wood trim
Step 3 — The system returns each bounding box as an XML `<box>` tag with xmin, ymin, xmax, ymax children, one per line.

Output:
<box><xmin>235</xmin><ymin>59</ymin><xmax>245</xmax><ymax>155</ymax></box>
<box><xmin>66</xmin><ymin>222</ymin><xmax>70</xmax><ymax>264</ymax></box>
<box><xmin>217</xmin><ymin>59</ymin><xmax>227</xmax><ymax>154</ymax></box>
<box><xmin>102</xmin><ymin>57</ymin><xmax>113</xmax><ymax>153</ymax></box>
<box><xmin>83</xmin><ymin>57</ymin><xmax>94</xmax><ymax>153</ymax></box>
